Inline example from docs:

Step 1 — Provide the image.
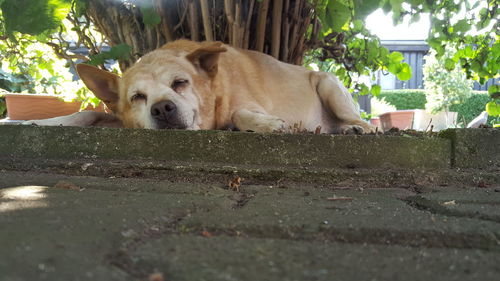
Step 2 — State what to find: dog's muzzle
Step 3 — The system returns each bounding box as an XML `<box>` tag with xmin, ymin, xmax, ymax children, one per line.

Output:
<box><xmin>150</xmin><ymin>100</ymin><xmax>186</xmax><ymax>129</ymax></box>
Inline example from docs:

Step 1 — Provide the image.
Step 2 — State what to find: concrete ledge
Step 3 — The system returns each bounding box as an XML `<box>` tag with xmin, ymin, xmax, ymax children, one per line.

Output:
<box><xmin>0</xmin><ymin>125</ymin><xmax>450</xmax><ymax>169</ymax></box>
<box><xmin>440</xmin><ymin>128</ymin><xmax>500</xmax><ymax>169</ymax></box>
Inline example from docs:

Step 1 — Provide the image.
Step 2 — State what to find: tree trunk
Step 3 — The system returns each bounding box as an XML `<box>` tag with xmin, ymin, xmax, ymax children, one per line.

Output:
<box><xmin>84</xmin><ymin>0</ymin><xmax>314</xmax><ymax>71</ymax></box>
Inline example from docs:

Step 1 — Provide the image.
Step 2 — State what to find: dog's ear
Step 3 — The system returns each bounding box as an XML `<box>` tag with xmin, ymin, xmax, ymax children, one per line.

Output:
<box><xmin>76</xmin><ymin>64</ymin><xmax>120</xmax><ymax>112</ymax></box>
<box><xmin>186</xmin><ymin>42</ymin><xmax>227</xmax><ymax>78</ymax></box>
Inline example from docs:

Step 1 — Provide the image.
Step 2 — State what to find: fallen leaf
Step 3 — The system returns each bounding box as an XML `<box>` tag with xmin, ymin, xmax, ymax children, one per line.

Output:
<box><xmin>477</xmin><ymin>181</ymin><xmax>488</xmax><ymax>188</ymax></box>
<box><xmin>201</xmin><ymin>230</ymin><xmax>213</xmax><ymax>238</ymax></box>
<box><xmin>228</xmin><ymin>176</ymin><xmax>243</xmax><ymax>192</ymax></box>
<box><xmin>442</xmin><ymin>200</ymin><xmax>456</xmax><ymax>206</ymax></box>
<box><xmin>148</xmin><ymin>272</ymin><xmax>164</xmax><ymax>281</ymax></box>
<box><xmin>54</xmin><ymin>180</ymin><xmax>81</xmax><ymax>191</ymax></box>
<box><xmin>326</xmin><ymin>195</ymin><xmax>353</xmax><ymax>201</ymax></box>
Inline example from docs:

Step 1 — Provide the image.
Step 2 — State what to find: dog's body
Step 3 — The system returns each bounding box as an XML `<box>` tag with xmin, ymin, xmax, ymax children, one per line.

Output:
<box><xmin>27</xmin><ymin>40</ymin><xmax>374</xmax><ymax>134</ymax></box>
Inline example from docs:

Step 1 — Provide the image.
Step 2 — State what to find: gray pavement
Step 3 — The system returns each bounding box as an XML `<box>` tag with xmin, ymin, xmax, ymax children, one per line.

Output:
<box><xmin>1</xmin><ymin>125</ymin><xmax>499</xmax><ymax>280</ymax></box>
<box><xmin>1</xmin><ymin>171</ymin><xmax>500</xmax><ymax>281</ymax></box>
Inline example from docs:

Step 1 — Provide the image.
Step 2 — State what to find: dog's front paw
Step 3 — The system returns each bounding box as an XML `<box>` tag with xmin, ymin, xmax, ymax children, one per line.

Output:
<box><xmin>340</xmin><ymin>125</ymin><xmax>364</xmax><ymax>135</ymax></box>
<box><xmin>233</xmin><ymin>110</ymin><xmax>286</xmax><ymax>133</ymax></box>
<box><xmin>339</xmin><ymin>122</ymin><xmax>376</xmax><ymax>135</ymax></box>
<box><xmin>248</xmin><ymin>115</ymin><xmax>285</xmax><ymax>133</ymax></box>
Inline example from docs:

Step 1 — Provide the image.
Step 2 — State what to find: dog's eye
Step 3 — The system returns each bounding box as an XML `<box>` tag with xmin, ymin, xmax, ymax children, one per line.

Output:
<box><xmin>171</xmin><ymin>79</ymin><xmax>189</xmax><ymax>92</ymax></box>
<box><xmin>131</xmin><ymin>92</ymin><xmax>147</xmax><ymax>102</ymax></box>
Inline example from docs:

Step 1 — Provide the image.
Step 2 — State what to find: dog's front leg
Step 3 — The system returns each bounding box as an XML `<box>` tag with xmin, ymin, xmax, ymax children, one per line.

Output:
<box><xmin>23</xmin><ymin>111</ymin><xmax>122</xmax><ymax>128</ymax></box>
<box><xmin>232</xmin><ymin>109</ymin><xmax>285</xmax><ymax>133</ymax></box>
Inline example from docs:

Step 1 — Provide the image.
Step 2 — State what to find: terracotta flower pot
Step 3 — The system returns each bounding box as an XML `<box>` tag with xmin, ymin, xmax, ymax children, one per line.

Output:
<box><xmin>379</xmin><ymin>110</ymin><xmax>415</xmax><ymax>131</ymax></box>
<box><xmin>5</xmin><ymin>93</ymin><xmax>104</xmax><ymax>120</ymax></box>
<box><xmin>369</xmin><ymin>117</ymin><xmax>382</xmax><ymax>132</ymax></box>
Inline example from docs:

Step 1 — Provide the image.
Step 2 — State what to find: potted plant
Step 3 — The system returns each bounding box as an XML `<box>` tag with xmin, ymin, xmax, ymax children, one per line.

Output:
<box><xmin>0</xmin><ymin>41</ymin><xmax>104</xmax><ymax>121</ymax></box>
<box><xmin>419</xmin><ymin>48</ymin><xmax>470</xmax><ymax>129</ymax></box>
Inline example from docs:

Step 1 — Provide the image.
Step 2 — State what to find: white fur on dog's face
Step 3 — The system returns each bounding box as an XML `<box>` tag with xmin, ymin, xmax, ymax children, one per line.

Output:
<box><xmin>118</xmin><ymin>55</ymin><xmax>202</xmax><ymax>130</ymax></box>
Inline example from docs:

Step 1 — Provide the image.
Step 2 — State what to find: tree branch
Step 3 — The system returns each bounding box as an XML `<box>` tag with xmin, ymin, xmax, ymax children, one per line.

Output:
<box><xmin>271</xmin><ymin>0</ymin><xmax>283</xmax><ymax>59</ymax></box>
<box><xmin>188</xmin><ymin>0</ymin><xmax>200</xmax><ymax>41</ymax></box>
<box><xmin>234</xmin><ymin>1</ymin><xmax>243</xmax><ymax>47</ymax></box>
<box><xmin>155</xmin><ymin>0</ymin><xmax>174</xmax><ymax>42</ymax></box>
<box><xmin>45</xmin><ymin>42</ymin><xmax>88</xmax><ymax>61</ymax></box>
<box><xmin>224</xmin><ymin>0</ymin><xmax>235</xmax><ymax>45</ymax></box>
<box><xmin>256</xmin><ymin>0</ymin><xmax>270</xmax><ymax>52</ymax></box>
<box><xmin>280</xmin><ymin>0</ymin><xmax>290</xmax><ymax>61</ymax></box>
<box><xmin>199</xmin><ymin>0</ymin><xmax>214</xmax><ymax>41</ymax></box>
<box><xmin>243</xmin><ymin>0</ymin><xmax>255</xmax><ymax>49</ymax></box>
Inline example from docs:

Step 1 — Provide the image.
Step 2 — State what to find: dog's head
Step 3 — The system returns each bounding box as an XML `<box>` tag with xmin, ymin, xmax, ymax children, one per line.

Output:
<box><xmin>76</xmin><ymin>41</ymin><xmax>227</xmax><ymax>129</ymax></box>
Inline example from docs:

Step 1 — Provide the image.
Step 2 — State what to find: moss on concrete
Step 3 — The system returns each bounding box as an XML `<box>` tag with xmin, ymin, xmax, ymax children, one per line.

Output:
<box><xmin>0</xmin><ymin>125</ymin><xmax>450</xmax><ymax>169</ymax></box>
<box><xmin>440</xmin><ymin>128</ymin><xmax>500</xmax><ymax>169</ymax></box>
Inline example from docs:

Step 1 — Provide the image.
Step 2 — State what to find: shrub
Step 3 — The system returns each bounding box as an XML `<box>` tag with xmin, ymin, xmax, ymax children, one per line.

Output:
<box><xmin>371</xmin><ymin>96</ymin><xmax>397</xmax><ymax>116</ymax></box>
<box><xmin>450</xmin><ymin>91</ymin><xmax>493</xmax><ymax>126</ymax></box>
<box><xmin>375</xmin><ymin>89</ymin><xmax>427</xmax><ymax>110</ymax></box>
<box><xmin>423</xmin><ymin>49</ymin><xmax>473</xmax><ymax>113</ymax></box>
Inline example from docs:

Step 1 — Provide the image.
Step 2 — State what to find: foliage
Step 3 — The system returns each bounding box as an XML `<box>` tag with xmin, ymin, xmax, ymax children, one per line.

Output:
<box><xmin>0</xmin><ymin>93</ymin><xmax>5</xmax><ymax>118</ymax></box>
<box><xmin>2</xmin><ymin>0</ymin><xmax>70</xmax><ymax>36</ymax></box>
<box><xmin>423</xmin><ymin>49</ymin><xmax>473</xmax><ymax>113</ymax></box>
<box><xmin>0</xmin><ymin>1</ymin><xmax>102</xmax><ymax>107</ymax></box>
<box><xmin>486</xmin><ymin>84</ymin><xmax>500</xmax><ymax>123</ymax></box>
<box><xmin>87</xmin><ymin>44</ymin><xmax>133</xmax><ymax>67</ymax></box>
<box><xmin>315</xmin><ymin>0</ymin><xmax>499</xmax><ymax>98</ymax></box>
<box><xmin>0</xmin><ymin>32</ymin><xmax>98</xmax><ymax>107</ymax></box>
<box><xmin>0</xmin><ymin>36</ymin><xmax>71</xmax><ymax>94</ymax></box>
<box><xmin>0</xmin><ymin>0</ymin><xmax>498</xmax><ymax>110</ymax></box>
<box><xmin>449</xmin><ymin>91</ymin><xmax>497</xmax><ymax>126</ymax></box>
<box><xmin>370</xmin><ymin>96</ymin><xmax>396</xmax><ymax>117</ymax></box>
<box><xmin>375</xmin><ymin>90</ymin><xmax>427</xmax><ymax>110</ymax></box>
<box><xmin>0</xmin><ymin>68</ymin><xmax>33</xmax><ymax>93</ymax></box>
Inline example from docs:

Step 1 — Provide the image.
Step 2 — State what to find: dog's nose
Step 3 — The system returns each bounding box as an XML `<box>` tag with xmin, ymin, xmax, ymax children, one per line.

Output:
<box><xmin>151</xmin><ymin>100</ymin><xmax>177</xmax><ymax>120</ymax></box>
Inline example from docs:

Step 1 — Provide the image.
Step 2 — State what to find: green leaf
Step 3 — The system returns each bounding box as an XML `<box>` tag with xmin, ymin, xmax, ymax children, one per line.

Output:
<box><xmin>108</xmin><ymin>44</ymin><xmax>133</xmax><ymax>60</ymax></box>
<box><xmin>388</xmin><ymin>51</ymin><xmax>404</xmax><ymax>63</ymax></box>
<box><xmin>1</xmin><ymin>0</ymin><xmax>71</xmax><ymax>36</ymax></box>
<box><xmin>74</xmin><ymin>0</ymin><xmax>88</xmax><ymax>17</ymax></box>
<box><xmin>88</xmin><ymin>44</ymin><xmax>133</xmax><ymax>66</ymax></box>
<box><xmin>352</xmin><ymin>19</ymin><xmax>363</xmax><ymax>31</ymax></box>
<box><xmin>371</xmin><ymin>85</ymin><xmax>381</xmax><ymax>96</ymax></box>
<box><xmin>410</xmin><ymin>13</ymin><xmax>420</xmax><ymax>24</ymax></box>
<box><xmin>463</xmin><ymin>46</ymin><xmax>474</xmax><ymax>58</ymax></box>
<box><xmin>387</xmin><ymin>62</ymin><xmax>402</xmax><ymax>75</ymax></box>
<box><xmin>486</xmin><ymin>101</ymin><xmax>500</xmax><ymax>116</ymax></box>
<box><xmin>389</xmin><ymin>0</ymin><xmax>403</xmax><ymax>22</ymax></box>
<box><xmin>396</xmin><ymin>63</ymin><xmax>412</xmax><ymax>81</ymax></box>
<box><xmin>325</xmin><ymin>0</ymin><xmax>351</xmax><ymax>32</ymax></box>
<box><xmin>140</xmin><ymin>6</ymin><xmax>161</xmax><ymax>28</ymax></box>
<box><xmin>359</xmin><ymin>83</ymin><xmax>369</xmax><ymax>95</ymax></box>
<box><xmin>470</xmin><ymin>60</ymin><xmax>482</xmax><ymax>73</ymax></box>
<box><xmin>444</xmin><ymin>58</ymin><xmax>456</xmax><ymax>71</ymax></box>
<box><xmin>453</xmin><ymin>19</ymin><xmax>470</xmax><ymax>34</ymax></box>
<box><xmin>353</xmin><ymin>0</ymin><xmax>381</xmax><ymax>19</ymax></box>
<box><xmin>488</xmin><ymin>85</ymin><xmax>500</xmax><ymax>98</ymax></box>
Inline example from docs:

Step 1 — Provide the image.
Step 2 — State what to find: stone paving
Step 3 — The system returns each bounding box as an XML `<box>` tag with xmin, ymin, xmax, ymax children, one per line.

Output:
<box><xmin>1</xmin><ymin>171</ymin><xmax>499</xmax><ymax>281</ymax></box>
<box><xmin>1</xmin><ymin>125</ymin><xmax>499</xmax><ymax>280</ymax></box>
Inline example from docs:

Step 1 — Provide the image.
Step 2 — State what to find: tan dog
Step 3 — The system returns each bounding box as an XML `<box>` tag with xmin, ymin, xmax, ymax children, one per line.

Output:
<box><xmin>27</xmin><ymin>40</ymin><xmax>374</xmax><ymax>134</ymax></box>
